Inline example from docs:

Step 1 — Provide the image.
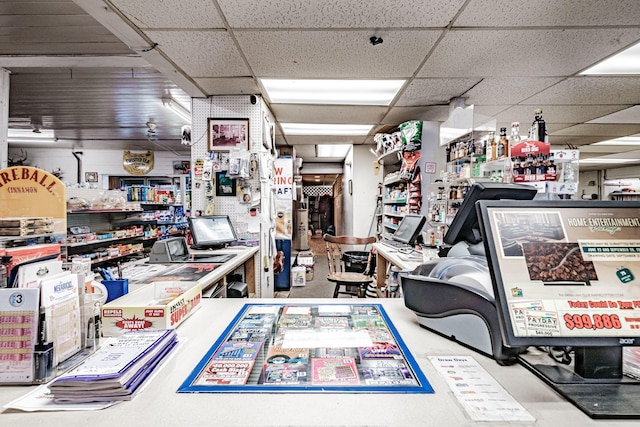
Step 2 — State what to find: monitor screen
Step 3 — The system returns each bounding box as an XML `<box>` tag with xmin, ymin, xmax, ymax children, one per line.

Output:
<box><xmin>167</xmin><ymin>237</ymin><xmax>189</xmax><ymax>258</ymax></box>
<box><xmin>392</xmin><ymin>214</ymin><xmax>426</xmax><ymax>245</ymax></box>
<box><xmin>444</xmin><ymin>182</ymin><xmax>538</xmax><ymax>246</ymax></box>
<box><xmin>188</xmin><ymin>215</ymin><xmax>238</xmax><ymax>249</ymax></box>
<box><xmin>477</xmin><ymin>199</ymin><xmax>640</xmax><ymax>348</ymax></box>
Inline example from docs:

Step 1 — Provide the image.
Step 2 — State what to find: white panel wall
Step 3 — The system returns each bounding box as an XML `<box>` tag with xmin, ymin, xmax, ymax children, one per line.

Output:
<box><xmin>6</xmin><ymin>147</ymin><xmax>188</xmax><ymax>185</ymax></box>
<box><xmin>350</xmin><ymin>145</ymin><xmax>381</xmax><ymax>238</ymax></box>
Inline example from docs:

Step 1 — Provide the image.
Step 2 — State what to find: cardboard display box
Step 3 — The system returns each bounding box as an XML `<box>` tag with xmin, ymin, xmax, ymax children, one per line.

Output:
<box><xmin>101</xmin><ymin>281</ymin><xmax>202</xmax><ymax>337</ymax></box>
<box><xmin>291</xmin><ymin>266</ymin><xmax>306</xmax><ymax>287</ymax></box>
<box><xmin>296</xmin><ymin>251</ymin><xmax>315</xmax><ymax>281</ymax></box>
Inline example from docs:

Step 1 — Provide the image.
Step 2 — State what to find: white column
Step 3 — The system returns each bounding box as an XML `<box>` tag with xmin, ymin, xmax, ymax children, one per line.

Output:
<box><xmin>0</xmin><ymin>68</ymin><xmax>9</xmax><ymax>169</ymax></box>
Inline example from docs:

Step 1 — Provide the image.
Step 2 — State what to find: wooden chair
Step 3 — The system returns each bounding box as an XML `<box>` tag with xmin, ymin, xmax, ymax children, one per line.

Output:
<box><xmin>323</xmin><ymin>234</ymin><xmax>376</xmax><ymax>298</ymax></box>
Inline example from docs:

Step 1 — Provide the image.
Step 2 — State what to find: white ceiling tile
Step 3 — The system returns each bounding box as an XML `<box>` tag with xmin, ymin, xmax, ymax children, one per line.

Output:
<box><xmin>526</xmin><ymin>77</ymin><xmax>640</xmax><ymax>105</ymax></box>
<box><xmin>144</xmin><ymin>30</ymin><xmax>250</xmax><ymax>77</ymax></box>
<box><xmin>455</xmin><ymin>0</ymin><xmax>640</xmax><ymax>26</ymax></box>
<box><xmin>464</xmin><ymin>77</ymin><xmax>563</xmax><ymax>105</ymax></box>
<box><xmin>492</xmin><ymin>105</ymin><xmax>634</xmax><ymax>135</ymax></box>
<box><xmin>271</xmin><ymin>104</ymin><xmax>387</xmax><ymax>125</ymax></box>
<box><xmin>550</xmin><ymin>124</ymin><xmax>640</xmax><ymax>137</ymax></box>
<box><xmin>419</xmin><ymin>28</ymin><xmax>640</xmax><ymax>78</ymax></box>
<box><xmin>217</xmin><ymin>0</ymin><xmax>465</xmax><ymax>28</ymax></box>
<box><xmin>395</xmin><ymin>78</ymin><xmax>480</xmax><ymax>107</ymax></box>
<box><xmin>551</xmin><ymin>135</ymin><xmax>614</xmax><ymax>147</ymax></box>
<box><xmin>235</xmin><ymin>30</ymin><xmax>442</xmax><ymax>78</ymax></box>
<box><xmin>110</xmin><ymin>0</ymin><xmax>225</xmax><ymax>28</ymax></box>
<box><xmin>194</xmin><ymin>78</ymin><xmax>259</xmax><ymax>95</ymax></box>
<box><xmin>588</xmin><ymin>106</ymin><xmax>640</xmax><ymax>124</ymax></box>
<box><xmin>383</xmin><ymin>106</ymin><xmax>449</xmax><ymax>125</ymax></box>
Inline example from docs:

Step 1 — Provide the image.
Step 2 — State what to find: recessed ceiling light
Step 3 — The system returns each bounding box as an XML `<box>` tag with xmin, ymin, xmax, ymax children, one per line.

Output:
<box><xmin>317</xmin><ymin>145</ymin><xmax>351</xmax><ymax>158</ymax></box>
<box><xmin>260</xmin><ymin>79</ymin><xmax>405</xmax><ymax>105</ymax></box>
<box><xmin>581</xmin><ymin>42</ymin><xmax>640</xmax><ymax>75</ymax></box>
<box><xmin>281</xmin><ymin>123</ymin><xmax>373</xmax><ymax>136</ymax></box>
<box><xmin>7</xmin><ymin>128</ymin><xmax>57</xmax><ymax>144</ymax></box>
<box><xmin>592</xmin><ymin>135</ymin><xmax>640</xmax><ymax>146</ymax></box>
<box><xmin>579</xmin><ymin>158</ymin><xmax>638</xmax><ymax>164</ymax></box>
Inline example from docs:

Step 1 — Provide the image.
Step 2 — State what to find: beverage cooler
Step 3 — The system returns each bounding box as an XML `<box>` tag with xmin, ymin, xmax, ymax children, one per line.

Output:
<box><xmin>274</xmin><ymin>239</ymin><xmax>292</xmax><ymax>291</ymax></box>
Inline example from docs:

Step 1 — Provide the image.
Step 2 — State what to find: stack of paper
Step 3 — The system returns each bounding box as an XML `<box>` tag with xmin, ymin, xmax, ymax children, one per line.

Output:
<box><xmin>48</xmin><ymin>329</ymin><xmax>177</xmax><ymax>403</ymax></box>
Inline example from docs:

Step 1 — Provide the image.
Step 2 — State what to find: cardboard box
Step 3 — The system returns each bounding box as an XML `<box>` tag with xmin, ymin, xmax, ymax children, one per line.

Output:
<box><xmin>0</xmin><ymin>244</ymin><xmax>61</xmax><ymax>278</ymax></box>
<box><xmin>291</xmin><ymin>266</ymin><xmax>306</xmax><ymax>287</ymax></box>
<box><xmin>297</xmin><ymin>251</ymin><xmax>315</xmax><ymax>266</ymax></box>
<box><xmin>101</xmin><ymin>281</ymin><xmax>202</xmax><ymax>336</ymax></box>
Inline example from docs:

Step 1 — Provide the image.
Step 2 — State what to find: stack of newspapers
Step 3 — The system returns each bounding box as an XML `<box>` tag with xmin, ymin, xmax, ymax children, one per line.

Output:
<box><xmin>49</xmin><ymin>329</ymin><xmax>178</xmax><ymax>403</ymax></box>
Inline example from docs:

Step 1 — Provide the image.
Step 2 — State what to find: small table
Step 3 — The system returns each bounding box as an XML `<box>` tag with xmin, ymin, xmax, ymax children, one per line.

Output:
<box><xmin>372</xmin><ymin>243</ymin><xmax>423</xmax><ymax>296</ymax></box>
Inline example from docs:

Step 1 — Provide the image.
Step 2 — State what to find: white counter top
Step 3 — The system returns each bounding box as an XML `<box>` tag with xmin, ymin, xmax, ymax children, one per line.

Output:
<box><xmin>0</xmin><ymin>298</ymin><xmax>635</xmax><ymax>426</ymax></box>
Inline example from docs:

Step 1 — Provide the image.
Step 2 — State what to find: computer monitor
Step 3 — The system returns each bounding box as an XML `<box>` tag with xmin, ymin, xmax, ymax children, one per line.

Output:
<box><xmin>443</xmin><ymin>182</ymin><xmax>538</xmax><ymax>246</ymax></box>
<box><xmin>392</xmin><ymin>214</ymin><xmax>426</xmax><ymax>245</ymax></box>
<box><xmin>477</xmin><ymin>199</ymin><xmax>640</xmax><ymax>418</ymax></box>
<box><xmin>188</xmin><ymin>215</ymin><xmax>238</xmax><ymax>249</ymax></box>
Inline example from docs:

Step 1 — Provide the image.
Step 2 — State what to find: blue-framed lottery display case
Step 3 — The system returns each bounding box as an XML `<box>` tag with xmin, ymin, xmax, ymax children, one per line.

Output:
<box><xmin>178</xmin><ymin>303</ymin><xmax>433</xmax><ymax>393</ymax></box>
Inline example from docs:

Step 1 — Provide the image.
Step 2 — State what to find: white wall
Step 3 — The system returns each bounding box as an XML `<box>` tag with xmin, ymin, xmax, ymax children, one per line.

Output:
<box><xmin>7</xmin><ymin>146</ymin><xmax>188</xmax><ymax>185</ymax></box>
<box><xmin>350</xmin><ymin>145</ymin><xmax>381</xmax><ymax>238</ymax></box>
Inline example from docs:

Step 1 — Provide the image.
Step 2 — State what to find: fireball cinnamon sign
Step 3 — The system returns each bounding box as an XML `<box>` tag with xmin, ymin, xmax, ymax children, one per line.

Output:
<box><xmin>0</xmin><ymin>166</ymin><xmax>66</xmax><ymax>235</ymax></box>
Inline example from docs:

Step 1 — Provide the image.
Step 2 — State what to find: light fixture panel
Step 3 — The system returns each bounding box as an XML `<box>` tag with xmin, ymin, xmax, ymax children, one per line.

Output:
<box><xmin>261</xmin><ymin>79</ymin><xmax>405</xmax><ymax>106</ymax></box>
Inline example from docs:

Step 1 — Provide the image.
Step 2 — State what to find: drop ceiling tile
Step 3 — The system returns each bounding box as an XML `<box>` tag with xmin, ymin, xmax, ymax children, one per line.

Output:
<box><xmin>455</xmin><ymin>0</ymin><xmax>640</xmax><ymax>26</ymax></box>
<box><xmin>236</xmin><ymin>30</ymin><xmax>442</xmax><ymax>78</ymax></box>
<box><xmin>271</xmin><ymin>104</ymin><xmax>387</xmax><ymax>124</ymax></box>
<box><xmin>217</xmin><ymin>0</ymin><xmax>465</xmax><ymax>28</ymax></box>
<box><xmin>492</xmin><ymin>105</ymin><xmax>633</xmax><ymax>129</ymax></box>
<box><xmin>382</xmin><ymin>106</ymin><xmax>449</xmax><ymax>125</ymax></box>
<box><xmin>526</xmin><ymin>77</ymin><xmax>640</xmax><ymax>105</ymax></box>
<box><xmin>194</xmin><ymin>78</ymin><xmax>259</xmax><ymax>95</ymax></box>
<box><xmin>464</xmin><ymin>77</ymin><xmax>564</xmax><ymax>105</ymax></box>
<box><xmin>395</xmin><ymin>78</ymin><xmax>480</xmax><ymax>107</ymax></box>
<box><xmin>551</xmin><ymin>135</ymin><xmax>614</xmax><ymax>147</ymax></box>
<box><xmin>550</xmin><ymin>124</ymin><xmax>640</xmax><ymax>137</ymax></box>
<box><xmin>588</xmin><ymin>106</ymin><xmax>640</xmax><ymax>124</ymax></box>
<box><xmin>419</xmin><ymin>28</ymin><xmax>640</xmax><ymax>78</ymax></box>
<box><xmin>110</xmin><ymin>0</ymin><xmax>224</xmax><ymax>28</ymax></box>
<box><xmin>143</xmin><ymin>30</ymin><xmax>250</xmax><ymax>77</ymax></box>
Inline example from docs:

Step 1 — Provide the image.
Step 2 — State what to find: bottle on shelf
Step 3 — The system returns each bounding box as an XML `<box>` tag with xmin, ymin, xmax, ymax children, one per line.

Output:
<box><xmin>497</xmin><ymin>127</ymin><xmax>507</xmax><ymax>159</ymax></box>
<box><xmin>487</xmin><ymin>131</ymin><xmax>496</xmax><ymax>162</ymax></box>
<box><xmin>529</xmin><ymin>108</ymin><xmax>547</xmax><ymax>142</ymax></box>
<box><xmin>510</xmin><ymin>122</ymin><xmax>521</xmax><ymax>147</ymax></box>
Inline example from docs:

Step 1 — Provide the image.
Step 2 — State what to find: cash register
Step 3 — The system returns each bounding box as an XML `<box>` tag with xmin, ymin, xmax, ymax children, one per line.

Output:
<box><xmin>149</xmin><ymin>236</ymin><xmax>236</xmax><ymax>264</ymax></box>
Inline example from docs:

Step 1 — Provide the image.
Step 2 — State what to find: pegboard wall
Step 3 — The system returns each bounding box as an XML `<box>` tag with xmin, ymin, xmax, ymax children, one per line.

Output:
<box><xmin>190</xmin><ymin>96</ymin><xmax>266</xmax><ymax>239</ymax></box>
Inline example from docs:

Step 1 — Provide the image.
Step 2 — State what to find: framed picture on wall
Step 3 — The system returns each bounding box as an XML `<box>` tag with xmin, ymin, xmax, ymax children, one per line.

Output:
<box><xmin>85</xmin><ymin>172</ymin><xmax>98</xmax><ymax>183</ymax></box>
<box><xmin>215</xmin><ymin>171</ymin><xmax>236</xmax><ymax>196</ymax></box>
<box><xmin>208</xmin><ymin>118</ymin><xmax>249</xmax><ymax>152</ymax></box>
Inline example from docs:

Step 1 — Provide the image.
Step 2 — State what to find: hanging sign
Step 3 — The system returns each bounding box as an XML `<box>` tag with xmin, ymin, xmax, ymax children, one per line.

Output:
<box><xmin>123</xmin><ymin>150</ymin><xmax>154</xmax><ymax>176</ymax></box>
<box><xmin>274</xmin><ymin>158</ymin><xmax>293</xmax><ymax>240</ymax></box>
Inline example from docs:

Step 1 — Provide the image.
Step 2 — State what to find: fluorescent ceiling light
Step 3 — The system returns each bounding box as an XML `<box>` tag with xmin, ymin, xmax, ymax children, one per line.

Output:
<box><xmin>281</xmin><ymin>123</ymin><xmax>373</xmax><ymax>136</ymax></box>
<box><xmin>7</xmin><ymin>128</ymin><xmax>57</xmax><ymax>144</ymax></box>
<box><xmin>162</xmin><ymin>97</ymin><xmax>191</xmax><ymax>122</ymax></box>
<box><xmin>581</xmin><ymin>42</ymin><xmax>640</xmax><ymax>75</ymax></box>
<box><xmin>579</xmin><ymin>158</ymin><xmax>638</xmax><ymax>164</ymax></box>
<box><xmin>316</xmin><ymin>144</ymin><xmax>351</xmax><ymax>158</ymax></box>
<box><xmin>261</xmin><ymin>79</ymin><xmax>405</xmax><ymax>105</ymax></box>
<box><xmin>592</xmin><ymin>135</ymin><xmax>640</xmax><ymax>146</ymax></box>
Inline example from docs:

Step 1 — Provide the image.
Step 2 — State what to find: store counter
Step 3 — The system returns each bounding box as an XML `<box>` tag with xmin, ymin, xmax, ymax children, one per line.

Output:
<box><xmin>0</xmin><ymin>298</ymin><xmax>630</xmax><ymax>426</ymax></box>
<box><xmin>373</xmin><ymin>242</ymin><xmax>423</xmax><ymax>290</ymax></box>
<box><xmin>124</xmin><ymin>245</ymin><xmax>258</xmax><ymax>296</ymax></box>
